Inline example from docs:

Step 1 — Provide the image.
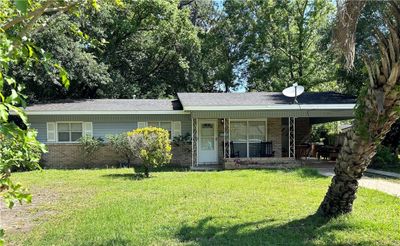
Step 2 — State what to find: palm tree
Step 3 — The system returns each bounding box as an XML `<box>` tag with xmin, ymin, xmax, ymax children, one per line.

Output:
<box><xmin>318</xmin><ymin>0</ymin><xmax>400</xmax><ymax>217</ymax></box>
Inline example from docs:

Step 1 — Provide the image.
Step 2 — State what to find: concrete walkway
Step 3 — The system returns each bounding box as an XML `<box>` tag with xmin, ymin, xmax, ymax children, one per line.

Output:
<box><xmin>316</xmin><ymin>167</ymin><xmax>400</xmax><ymax>198</ymax></box>
<box><xmin>366</xmin><ymin>169</ymin><xmax>400</xmax><ymax>179</ymax></box>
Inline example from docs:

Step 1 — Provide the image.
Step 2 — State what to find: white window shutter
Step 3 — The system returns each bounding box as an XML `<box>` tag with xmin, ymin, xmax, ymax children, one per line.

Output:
<box><xmin>137</xmin><ymin>122</ymin><xmax>147</xmax><ymax>128</ymax></box>
<box><xmin>172</xmin><ymin>121</ymin><xmax>181</xmax><ymax>139</ymax></box>
<box><xmin>47</xmin><ymin>122</ymin><xmax>56</xmax><ymax>142</ymax></box>
<box><xmin>83</xmin><ymin>122</ymin><xmax>93</xmax><ymax>137</ymax></box>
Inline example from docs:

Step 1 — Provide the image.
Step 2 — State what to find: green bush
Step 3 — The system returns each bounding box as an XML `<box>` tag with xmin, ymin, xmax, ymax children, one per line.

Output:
<box><xmin>79</xmin><ymin>136</ymin><xmax>104</xmax><ymax>165</ymax></box>
<box><xmin>370</xmin><ymin>145</ymin><xmax>399</xmax><ymax>169</ymax></box>
<box><xmin>127</xmin><ymin>127</ymin><xmax>172</xmax><ymax>177</ymax></box>
<box><xmin>107</xmin><ymin>133</ymin><xmax>133</xmax><ymax>166</ymax></box>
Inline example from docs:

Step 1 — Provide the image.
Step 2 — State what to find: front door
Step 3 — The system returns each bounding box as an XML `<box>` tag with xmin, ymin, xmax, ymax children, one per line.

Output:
<box><xmin>198</xmin><ymin>119</ymin><xmax>218</xmax><ymax>164</ymax></box>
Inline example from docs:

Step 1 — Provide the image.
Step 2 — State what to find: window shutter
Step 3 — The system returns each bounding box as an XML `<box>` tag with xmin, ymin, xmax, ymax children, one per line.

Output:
<box><xmin>47</xmin><ymin>122</ymin><xmax>56</xmax><ymax>142</ymax></box>
<box><xmin>137</xmin><ymin>122</ymin><xmax>147</xmax><ymax>128</ymax></box>
<box><xmin>83</xmin><ymin>122</ymin><xmax>93</xmax><ymax>137</ymax></box>
<box><xmin>172</xmin><ymin>121</ymin><xmax>181</xmax><ymax>139</ymax></box>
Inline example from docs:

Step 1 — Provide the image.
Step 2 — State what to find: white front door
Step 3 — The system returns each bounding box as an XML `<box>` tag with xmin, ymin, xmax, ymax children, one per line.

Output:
<box><xmin>198</xmin><ymin>119</ymin><xmax>218</xmax><ymax>164</ymax></box>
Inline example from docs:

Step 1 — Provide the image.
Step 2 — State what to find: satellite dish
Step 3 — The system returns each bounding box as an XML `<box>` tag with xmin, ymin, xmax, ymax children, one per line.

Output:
<box><xmin>282</xmin><ymin>83</ymin><xmax>304</xmax><ymax>103</ymax></box>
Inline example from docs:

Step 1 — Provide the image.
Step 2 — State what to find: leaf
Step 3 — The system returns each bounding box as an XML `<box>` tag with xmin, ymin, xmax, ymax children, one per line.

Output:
<box><xmin>26</xmin><ymin>44</ymin><xmax>34</xmax><ymax>57</ymax></box>
<box><xmin>91</xmin><ymin>0</ymin><xmax>100</xmax><ymax>11</ymax></box>
<box><xmin>0</xmin><ymin>72</ymin><xmax>3</xmax><ymax>91</ymax></box>
<box><xmin>0</xmin><ymin>104</ymin><xmax>8</xmax><ymax>122</ymax></box>
<box><xmin>54</xmin><ymin>64</ymin><xmax>70</xmax><ymax>89</ymax></box>
<box><xmin>5</xmin><ymin>89</ymin><xmax>19</xmax><ymax>104</ymax></box>
<box><xmin>8</xmin><ymin>104</ymin><xmax>28</xmax><ymax>124</ymax></box>
<box><xmin>5</xmin><ymin>77</ymin><xmax>16</xmax><ymax>86</ymax></box>
<box><xmin>14</xmin><ymin>0</ymin><xmax>29</xmax><ymax>14</ymax></box>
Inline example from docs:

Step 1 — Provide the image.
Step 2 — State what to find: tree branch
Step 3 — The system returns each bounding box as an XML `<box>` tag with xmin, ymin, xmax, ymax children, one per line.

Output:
<box><xmin>2</xmin><ymin>1</ymin><xmax>78</xmax><ymax>32</ymax></box>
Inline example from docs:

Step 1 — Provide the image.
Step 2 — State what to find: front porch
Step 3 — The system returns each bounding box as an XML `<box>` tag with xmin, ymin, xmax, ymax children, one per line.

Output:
<box><xmin>191</xmin><ymin>117</ymin><xmax>302</xmax><ymax>170</ymax></box>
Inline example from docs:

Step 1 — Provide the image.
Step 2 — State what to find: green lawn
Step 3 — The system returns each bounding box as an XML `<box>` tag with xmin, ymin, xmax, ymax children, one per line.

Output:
<box><xmin>7</xmin><ymin>168</ymin><xmax>400</xmax><ymax>246</ymax></box>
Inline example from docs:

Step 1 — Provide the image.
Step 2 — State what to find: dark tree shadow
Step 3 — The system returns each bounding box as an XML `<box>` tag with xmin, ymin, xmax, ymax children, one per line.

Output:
<box><xmin>101</xmin><ymin>173</ymin><xmax>147</xmax><ymax>180</ymax></box>
<box><xmin>176</xmin><ymin>213</ymin><xmax>376</xmax><ymax>246</ymax></box>
<box><xmin>131</xmin><ymin>165</ymin><xmax>190</xmax><ymax>173</ymax></box>
<box><xmin>252</xmin><ymin>167</ymin><xmax>326</xmax><ymax>179</ymax></box>
<box><xmin>79</xmin><ymin>238</ymin><xmax>132</xmax><ymax>246</ymax></box>
<box><xmin>292</xmin><ymin>168</ymin><xmax>325</xmax><ymax>178</ymax></box>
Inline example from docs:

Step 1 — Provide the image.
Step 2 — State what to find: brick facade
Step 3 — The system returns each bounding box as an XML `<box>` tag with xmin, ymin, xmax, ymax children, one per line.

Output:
<box><xmin>268</xmin><ymin>118</ymin><xmax>282</xmax><ymax>157</ymax></box>
<box><xmin>42</xmin><ymin>143</ymin><xmax>191</xmax><ymax>169</ymax></box>
<box><xmin>41</xmin><ymin>117</ymin><xmax>305</xmax><ymax>169</ymax></box>
<box><xmin>295</xmin><ymin>118</ymin><xmax>311</xmax><ymax>145</ymax></box>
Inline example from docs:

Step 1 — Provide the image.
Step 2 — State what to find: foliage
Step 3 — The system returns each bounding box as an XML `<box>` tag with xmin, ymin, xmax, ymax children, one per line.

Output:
<box><xmin>310</xmin><ymin>122</ymin><xmax>346</xmax><ymax>144</ymax></box>
<box><xmin>127</xmin><ymin>127</ymin><xmax>172</xmax><ymax>177</ymax></box>
<box><xmin>107</xmin><ymin>133</ymin><xmax>133</xmax><ymax>166</ymax></box>
<box><xmin>172</xmin><ymin>132</ymin><xmax>191</xmax><ymax>145</ymax></box>
<box><xmin>335</xmin><ymin>1</ymin><xmax>389</xmax><ymax>96</ymax></box>
<box><xmin>9</xmin><ymin>0</ymin><xmax>344</xmax><ymax>99</ymax></box>
<box><xmin>11</xmin><ymin>15</ymin><xmax>112</xmax><ymax>102</ymax></box>
<box><xmin>0</xmin><ymin>124</ymin><xmax>45</xmax><ymax>208</ymax></box>
<box><xmin>381</xmin><ymin>119</ymin><xmax>400</xmax><ymax>154</ymax></box>
<box><xmin>220</xmin><ymin>0</ymin><xmax>336</xmax><ymax>91</ymax></box>
<box><xmin>0</xmin><ymin>0</ymin><xmax>100</xmax><ymax>243</ymax></box>
<box><xmin>370</xmin><ymin>145</ymin><xmax>399</xmax><ymax>169</ymax></box>
<box><xmin>7</xmin><ymin>0</ymin><xmax>203</xmax><ymax>101</ymax></box>
<box><xmin>79</xmin><ymin>136</ymin><xmax>104</xmax><ymax>165</ymax></box>
<box><xmin>6</xmin><ymin>169</ymin><xmax>400</xmax><ymax>245</ymax></box>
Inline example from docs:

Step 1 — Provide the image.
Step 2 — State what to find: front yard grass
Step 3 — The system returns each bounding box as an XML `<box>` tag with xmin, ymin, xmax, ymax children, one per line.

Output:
<box><xmin>6</xmin><ymin>168</ymin><xmax>400</xmax><ymax>245</ymax></box>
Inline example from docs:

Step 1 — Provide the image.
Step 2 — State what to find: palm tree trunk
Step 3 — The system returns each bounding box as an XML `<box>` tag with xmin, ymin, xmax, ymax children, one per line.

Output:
<box><xmin>319</xmin><ymin>2</ymin><xmax>400</xmax><ymax>216</ymax></box>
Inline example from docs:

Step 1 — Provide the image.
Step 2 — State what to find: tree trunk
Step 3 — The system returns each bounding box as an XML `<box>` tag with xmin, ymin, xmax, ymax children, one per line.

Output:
<box><xmin>318</xmin><ymin>131</ymin><xmax>377</xmax><ymax>216</ymax></box>
<box><xmin>319</xmin><ymin>3</ymin><xmax>400</xmax><ymax>217</ymax></box>
<box><xmin>144</xmin><ymin>165</ymin><xmax>150</xmax><ymax>178</ymax></box>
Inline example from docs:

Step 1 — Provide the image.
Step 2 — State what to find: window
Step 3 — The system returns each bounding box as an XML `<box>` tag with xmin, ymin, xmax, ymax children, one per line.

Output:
<box><xmin>148</xmin><ymin>121</ymin><xmax>172</xmax><ymax>139</ymax></box>
<box><xmin>57</xmin><ymin>122</ymin><xmax>83</xmax><ymax>142</ymax></box>
<box><xmin>200</xmin><ymin>123</ymin><xmax>215</xmax><ymax>150</ymax></box>
<box><xmin>230</xmin><ymin>120</ymin><xmax>266</xmax><ymax>157</ymax></box>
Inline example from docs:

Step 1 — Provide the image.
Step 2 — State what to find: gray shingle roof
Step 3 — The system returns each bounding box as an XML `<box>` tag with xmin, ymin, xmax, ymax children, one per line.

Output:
<box><xmin>26</xmin><ymin>92</ymin><xmax>356</xmax><ymax>112</ymax></box>
<box><xmin>26</xmin><ymin>99</ymin><xmax>183</xmax><ymax>111</ymax></box>
<box><xmin>177</xmin><ymin>92</ymin><xmax>356</xmax><ymax>107</ymax></box>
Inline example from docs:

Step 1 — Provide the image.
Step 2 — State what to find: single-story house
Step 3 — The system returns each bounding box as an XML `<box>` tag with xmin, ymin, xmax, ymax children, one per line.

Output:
<box><xmin>26</xmin><ymin>92</ymin><xmax>356</xmax><ymax>169</ymax></box>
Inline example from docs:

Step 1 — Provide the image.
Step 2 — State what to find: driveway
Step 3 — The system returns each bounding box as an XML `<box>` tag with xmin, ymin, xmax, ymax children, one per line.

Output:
<box><xmin>316</xmin><ymin>167</ymin><xmax>400</xmax><ymax>198</ymax></box>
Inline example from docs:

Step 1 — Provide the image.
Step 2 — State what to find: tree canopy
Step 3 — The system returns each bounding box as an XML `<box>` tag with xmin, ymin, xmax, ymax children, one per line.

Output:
<box><xmin>9</xmin><ymin>0</ymin><xmax>341</xmax><ymax>102</ymax></box>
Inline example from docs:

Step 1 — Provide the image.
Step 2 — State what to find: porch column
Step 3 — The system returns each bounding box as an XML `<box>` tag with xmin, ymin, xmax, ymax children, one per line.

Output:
<box><xmin>288</xmin><ymin>117</ymin><xmax>296</xmax><ymax>159</ymax></box>
<box><xmin>223</xmin><ymin>118</ymin><xmax>230</xmax><ymax>158</ymax></box>
<box><xmin>191</xmin><ymin>117</ymin><xmax>198</xmax><ymax>167</ymax></box>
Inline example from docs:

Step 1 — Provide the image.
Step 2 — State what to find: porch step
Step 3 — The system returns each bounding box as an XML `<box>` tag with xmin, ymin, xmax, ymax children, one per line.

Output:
<box><xmin>190</xmin><ymin>165</ymin><xmax>223</xmax><ymax>171</ymax></box>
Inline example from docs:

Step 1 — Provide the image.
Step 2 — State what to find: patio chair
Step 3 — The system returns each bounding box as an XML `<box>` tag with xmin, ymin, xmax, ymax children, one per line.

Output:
<box><xmin>262</xmin><ymin>141</ymin><xmax>275</xmax><ymax>157</ymax></box>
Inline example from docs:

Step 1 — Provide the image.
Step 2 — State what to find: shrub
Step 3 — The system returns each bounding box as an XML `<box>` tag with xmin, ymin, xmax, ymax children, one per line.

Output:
<box><xmin>370</xmin><ymin>145</ymin><xmax>399</xmax><ymax>169</ymax></box>
<box><xmin>79</xmin><ymin>136</ymin><xmax>104</xmax><ymax>165</ymax></box>
<box><xmin>127</xmin><ymin>127</ymin><xmax>172</xmax><ymax>177</ymax></box>
<box><xmin>107</xmin><ymin>133</ymin><xmax>133</xmax><ymax>166</ymax></box>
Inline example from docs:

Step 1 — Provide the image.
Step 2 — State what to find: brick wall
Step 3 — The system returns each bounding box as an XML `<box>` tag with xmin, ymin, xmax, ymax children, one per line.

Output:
<box><xmin>268</xmin><ymin>118</ymin><xmax>282</xmax><ymax>157</ymax></box>
<box><xmin>295</xmin><ymin>118</ymin><xmax>311</xmax><ymax>145</ymax></box>
<box><xmin>42</xmin><ymin>143</ymin><xmax>191</xmax><ymax>169</ymax></box>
